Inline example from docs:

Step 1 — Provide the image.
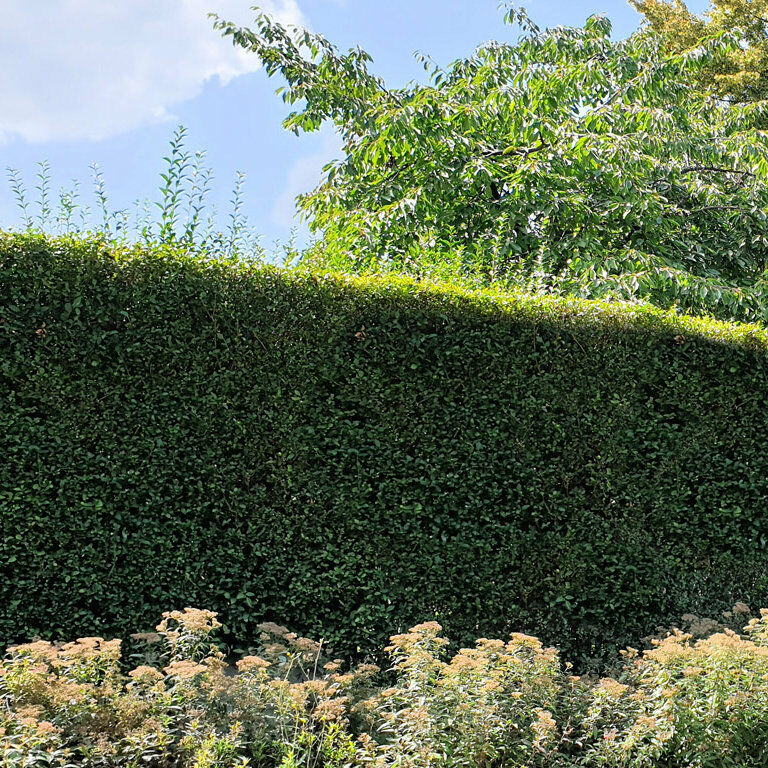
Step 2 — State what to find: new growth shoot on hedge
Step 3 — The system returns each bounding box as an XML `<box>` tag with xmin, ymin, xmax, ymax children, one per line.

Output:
<box><xmin>4</xmin><ymin>126</ymin><xmax>280</xmax><ymax>263</ymax></box>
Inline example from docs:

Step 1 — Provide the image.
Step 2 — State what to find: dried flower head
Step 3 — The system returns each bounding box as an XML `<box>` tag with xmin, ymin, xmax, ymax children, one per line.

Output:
<box><xmin>597</xmin><ymin>678</ymin><xmax>629</xmax><ymax>698</ymax></box>
<box><xmin>129</xmin><ymin>665</ymin><xmax>164</xmax><ymax>684</ymax></box>
<box><xmin>532</xmin><ymin>708</ymin><xmax>557</xmax><ymax>748</ymax></box>
<box><xmin>157</xmin><ymin>607</ymin><xmax>220</xmax><ymax>634</ymax></box>
<box><xmin>292</xmin><ymin>636</ymin><xmax>322</xmax><ymax>655</ymax></box>
<box><xmin>354</xmin><ymin>663</ymin><xmax>381</xmax><ymax>678</ymax></box>
<box><xmin>314</xmin><ymin>697</ymin><xmax>348</xmax><ymax>721</ymax></box>
<box><xmin>9</xmin><ymin>640</ymin><xmax>58</xmax><ymax>664</ymax></box>
<box><xmin>409</xmin><ymin>621</ymin><xmax>443</xmax><ymax>635</ymax></box>
<box><xmin>60</xmin><ymin>637</ymin><xmax>121</xmax><ymax>661</ymax></box>
<box><xmin>236</xmin><ymin>655</ymin><xmax>271</xmax><ymax>672</ymax></box>
<box><xmin>131</xmin><ymin>632</ymin><xmax>162</xmax><ymax>644</ymax></box>
<box><xmin>303</xmin><ymin>679</ymin><xmax>330</xmax><ymax>696</ymax></box>
<box><xmin>682</xmin><ymin>666</ymin><xmax>704</xmax><ymax>678</ymax></box>
<box><xmin>256</xmin><ymin>621</ymin><xmax>290</xmax><ymax>637</ymax></box>
<box><xmin>164</xmin><ymin>660</ymin><xmax>208</xmax><ymax>680</ymax></box>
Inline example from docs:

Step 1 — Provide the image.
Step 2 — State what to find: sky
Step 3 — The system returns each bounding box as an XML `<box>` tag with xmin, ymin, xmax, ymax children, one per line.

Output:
<box><xmin>0</xmin><ymin>0</ymin><xmax>709</xmax><ymax>248</ymax></box>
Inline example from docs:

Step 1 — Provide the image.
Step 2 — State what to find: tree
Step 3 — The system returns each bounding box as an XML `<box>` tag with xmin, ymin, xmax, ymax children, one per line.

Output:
<box><xmin>213</xmin><ymin>5</ymin><xmax>768</xmax><ymax>323</ymax></box>
<box><xmin>632</xmin><ymin>0</ymin><xmax>768</xmax><ymax>102</ymax></box>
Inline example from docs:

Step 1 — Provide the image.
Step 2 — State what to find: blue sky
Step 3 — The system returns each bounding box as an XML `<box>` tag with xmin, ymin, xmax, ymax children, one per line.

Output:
<box><xmin>0</xmin><ymin>0</ymin><xmax>708</xmax><ymax>248</ymax></box>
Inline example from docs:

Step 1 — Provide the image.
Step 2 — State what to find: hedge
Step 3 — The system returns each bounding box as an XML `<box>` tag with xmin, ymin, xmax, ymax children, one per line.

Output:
<box><xmin>3</xmin><ymin>232</ymin><xmax>768</xmax><ymax>667</ymax></box>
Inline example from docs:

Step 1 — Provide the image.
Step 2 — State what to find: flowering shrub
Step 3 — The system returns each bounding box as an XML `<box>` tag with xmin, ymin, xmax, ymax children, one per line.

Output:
<box><xmin>3</xmin><ymin>606</ymin><xmax>768</xmax><ymax>767</ymax></box>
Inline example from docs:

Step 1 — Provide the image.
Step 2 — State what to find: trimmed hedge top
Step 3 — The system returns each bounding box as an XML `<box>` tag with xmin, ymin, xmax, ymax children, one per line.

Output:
<box><xmin>3</xmin><ymin>232</ymin><xmax>768</xmax><ymax>667</ymax></box>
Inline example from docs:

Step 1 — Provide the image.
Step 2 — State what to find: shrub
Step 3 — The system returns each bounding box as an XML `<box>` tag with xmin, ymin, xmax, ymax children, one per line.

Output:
<box><xmin>4</xmin><ymin>608</ymin><xmax>768</xmax><ymax>767</ymax></box>
<box><xmin>4</xmin><ymin>232</ymin><xmax>768</xmax><ymax>666</ymax></box>
<box><xmin>0</xmin><ymin>608</ymin><xmax>363</xmax><ymax>768</ymax></box>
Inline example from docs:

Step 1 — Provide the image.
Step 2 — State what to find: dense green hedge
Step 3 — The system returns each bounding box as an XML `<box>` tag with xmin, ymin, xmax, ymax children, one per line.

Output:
<box><xmin>3</xmin><ymin>232</ymin><xmax>768</xmax><ymax>667</ymax></box>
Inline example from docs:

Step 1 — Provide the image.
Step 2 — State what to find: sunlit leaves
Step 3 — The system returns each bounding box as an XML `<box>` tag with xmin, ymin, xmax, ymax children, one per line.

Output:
<box><xmin>216</xmin><ymin>6</ymin><xmax>768</xmax><ymax>323</ymax></box>
<box><xmin>633</xmin><ymin>0</ymin><xmax>768</xmax><ymax>103</ymax></box>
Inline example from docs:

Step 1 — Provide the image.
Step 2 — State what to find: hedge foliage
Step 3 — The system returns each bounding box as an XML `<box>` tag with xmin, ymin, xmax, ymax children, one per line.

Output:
<box><xmin>3</xmin><ymin>232</ymin><xmax>768</xmax><ymax>667</ymax></box>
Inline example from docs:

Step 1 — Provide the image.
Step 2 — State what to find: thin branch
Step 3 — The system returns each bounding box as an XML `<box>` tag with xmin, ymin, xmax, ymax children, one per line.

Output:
<box><xmin>680</xmin><ymin>165</ymin><xmax>756</xmax><ymax>177</ymax></box>
<box><xmin>481</xmin><ymin>141</ymin><xmax>549</xmax><ymax>159</ymax></box>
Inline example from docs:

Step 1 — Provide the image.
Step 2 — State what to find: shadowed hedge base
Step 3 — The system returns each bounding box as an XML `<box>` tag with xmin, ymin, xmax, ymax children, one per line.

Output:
<box><xmin>3</xmin><ymin>232</ymin><xmax>768</xmax><ymax>668</ymax></box>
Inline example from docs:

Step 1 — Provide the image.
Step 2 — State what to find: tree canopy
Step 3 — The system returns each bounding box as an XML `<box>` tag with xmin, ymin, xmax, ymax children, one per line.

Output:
<box><xmin>213</xmin><ymin>4</ymin><xmax>768</xmax><ymax>323</ymax></box>
<box><xmin>632</xmin><ymin>0</ymin><xmax>768</xmax><ymax>103</ymax></box>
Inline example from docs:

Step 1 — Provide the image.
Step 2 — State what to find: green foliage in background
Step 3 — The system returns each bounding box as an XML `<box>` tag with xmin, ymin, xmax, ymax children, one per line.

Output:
<box><xmin>213</xmin><ymin>5</ymin><xmax>768</xmax><ymax>324</ymax></box>
<box><xmin>4</xmin><ymin>233</ymin><xmax>768</xmax><ymax>668</ymax></box>
<box><xmin>633</xmin><ymin>0</ymin><xmax>768</xmax><ymax>103</ymax></box>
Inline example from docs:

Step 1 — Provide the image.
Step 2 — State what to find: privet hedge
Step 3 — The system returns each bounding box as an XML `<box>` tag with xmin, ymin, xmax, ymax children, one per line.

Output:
<box><xmin>3</xmin><ymin>233</ymin><xmax>768</xmax><ymax>667</ymax></box>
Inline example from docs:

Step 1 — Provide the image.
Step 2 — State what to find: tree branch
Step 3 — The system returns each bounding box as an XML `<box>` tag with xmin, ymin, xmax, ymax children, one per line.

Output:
<box><xmin>680</xmin><ymin>166</ymin><xmax>756</xmax><ymax>177</ymax></box>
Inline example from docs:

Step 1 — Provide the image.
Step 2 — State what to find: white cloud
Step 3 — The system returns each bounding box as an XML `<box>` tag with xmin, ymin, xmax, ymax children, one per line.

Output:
<box><xmin>0</xmin><ymin>0</ymin><xmax>305</xmax><ymax>144</ymax></box>
<box><xmin>271</xmin><ymin>127</ymin><xmax>342</xmax><ymax>229</ymax></box>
